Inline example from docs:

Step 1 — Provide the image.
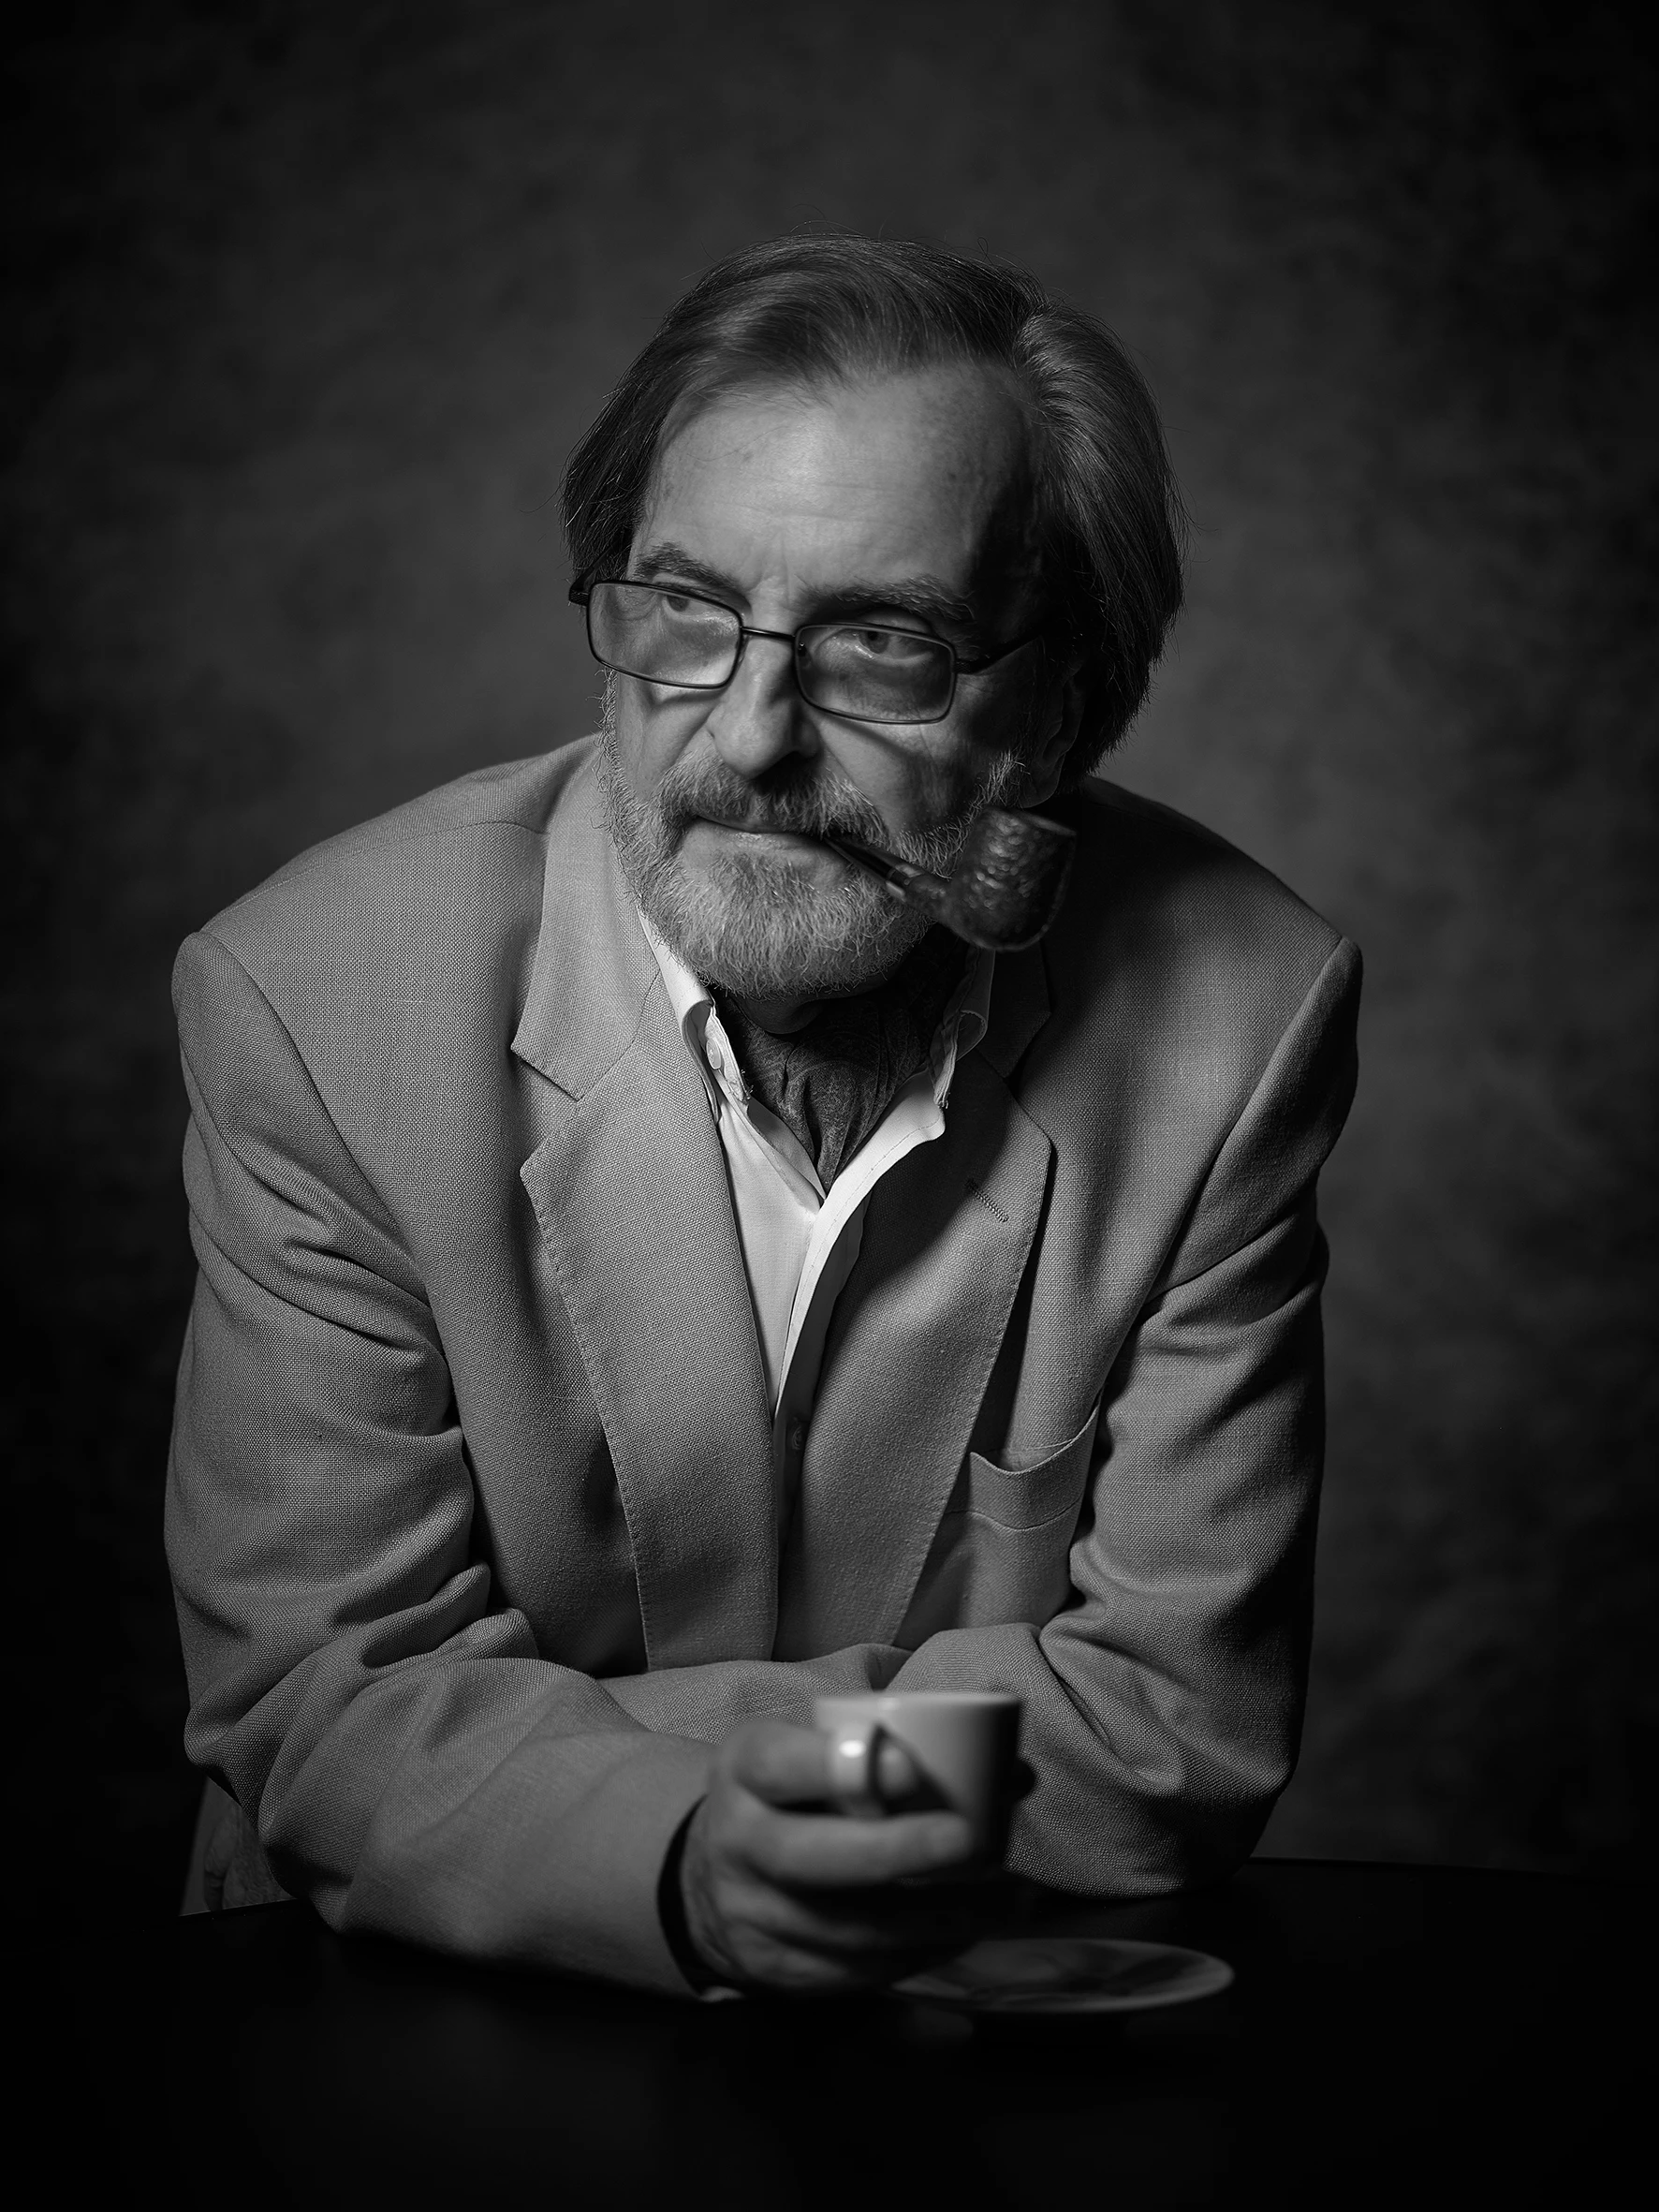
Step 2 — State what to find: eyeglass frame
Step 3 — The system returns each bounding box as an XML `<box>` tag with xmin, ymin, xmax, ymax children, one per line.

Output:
<box><xmin>568</xmin><ymin>575</ymin><xmax>1047</xmax><ymax>727</ymax></box>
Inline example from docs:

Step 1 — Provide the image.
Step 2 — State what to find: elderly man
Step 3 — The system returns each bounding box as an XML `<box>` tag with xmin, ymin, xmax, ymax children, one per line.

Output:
<box><xmin>168</xmin><ymin>235</ymin><xmax>1359</xmax><ymax>1996</ymax></box>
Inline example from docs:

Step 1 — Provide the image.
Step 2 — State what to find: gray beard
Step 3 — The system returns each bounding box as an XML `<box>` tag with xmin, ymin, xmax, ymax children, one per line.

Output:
<box><xmin>598</xmin><ymin>682</ymin><xmax>1031</xmax><ymax>1002</ymax></box>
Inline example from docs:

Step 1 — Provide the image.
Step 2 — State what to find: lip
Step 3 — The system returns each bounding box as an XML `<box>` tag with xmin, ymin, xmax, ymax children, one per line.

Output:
<box><xmin>694</xmin><ymin>814</ymin><xmax>822</xmax><ymax>847</ymax></box>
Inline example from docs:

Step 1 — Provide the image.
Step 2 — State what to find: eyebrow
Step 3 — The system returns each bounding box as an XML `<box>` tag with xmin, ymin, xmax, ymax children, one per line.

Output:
<box><xmin>631</xmin><ymin>541</ymin><xmax>983</xmax><ymax>642</ymax></box>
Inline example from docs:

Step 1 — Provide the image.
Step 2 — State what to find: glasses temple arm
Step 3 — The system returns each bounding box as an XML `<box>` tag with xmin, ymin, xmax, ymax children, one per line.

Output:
<box><xmin>953</xmin><ymin>622</ymin><xmax>1050</xmax><ymax>675</ymax></box>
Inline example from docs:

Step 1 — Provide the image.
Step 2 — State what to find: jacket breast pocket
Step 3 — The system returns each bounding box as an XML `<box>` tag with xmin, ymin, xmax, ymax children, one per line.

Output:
<box><xmin>895</xmin><ymin>1401</ymin><xmax>1102</xmax><ymax>1646</ymax></box>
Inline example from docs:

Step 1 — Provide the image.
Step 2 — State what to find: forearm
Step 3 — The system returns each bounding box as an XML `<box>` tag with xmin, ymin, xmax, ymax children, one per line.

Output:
<box><xmin>602</xmin><ymin>1644</ymin><xmax>907</xmax><ymax>1738</ymax></box>
<box><xmin>602</xmin><ymin>1621</ymin><xmax>1285</xmax><ymax>1902</ymax></box>
<box><xmin>324</xmin><ymin>1698</ymin><xmax>713</xmax><ymax>1988</ymax></box>
<box><xmin>890</xmin><ymin>1619</ymin><xmax>1287</xmax><ymax>1895</ymax></box>
<box><xmin>184</xmin><ymin>1603</ymin><xmax>715</xmax><ymax>1989</ymax></box>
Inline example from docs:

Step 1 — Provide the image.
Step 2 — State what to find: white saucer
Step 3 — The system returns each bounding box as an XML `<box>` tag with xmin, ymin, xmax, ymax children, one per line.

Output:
<box><xmin>895</xmin><ymin>1936</ymin><xmax>1235</xmax><ymax>2015</ymax></box>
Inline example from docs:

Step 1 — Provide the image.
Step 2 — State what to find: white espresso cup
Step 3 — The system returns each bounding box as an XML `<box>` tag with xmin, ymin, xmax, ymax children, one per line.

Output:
<box><xmin>813</xmin><ymin>1690</ymin><xmax>1023</xmax><ymax>1865</ymax></box>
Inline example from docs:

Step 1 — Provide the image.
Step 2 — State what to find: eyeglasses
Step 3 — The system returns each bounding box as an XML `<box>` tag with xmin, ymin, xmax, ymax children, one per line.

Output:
<box><xmin>569</xmin><ymin>577</ymin><xmax>1043</xmax><ymax>726</ymax></box>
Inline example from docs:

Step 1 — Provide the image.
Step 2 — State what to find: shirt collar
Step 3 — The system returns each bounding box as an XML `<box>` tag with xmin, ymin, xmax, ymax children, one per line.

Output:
<box><xmin>638</xmin><ymin>911</ymin><xmax>994</xmax><ymax>1112</ymax></box>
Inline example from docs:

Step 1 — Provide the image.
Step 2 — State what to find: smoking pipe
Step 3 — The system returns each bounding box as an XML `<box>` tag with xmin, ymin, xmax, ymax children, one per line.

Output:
<box><xmin>823</xmin><ymin>808</ymin><xmax>1077</xmax><ymax>953</ymax></box>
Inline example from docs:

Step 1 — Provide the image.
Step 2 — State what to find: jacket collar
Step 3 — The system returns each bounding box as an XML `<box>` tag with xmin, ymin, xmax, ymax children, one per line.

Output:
<box><xmin>512</xmin><ymin>753</ymin><xmax>778</xmax><ymax>1663</ymax></box>
<box><xmin>509</xmin><ymin>752</ymin><xmax>660</xmax><ymax>1102</ymax></box>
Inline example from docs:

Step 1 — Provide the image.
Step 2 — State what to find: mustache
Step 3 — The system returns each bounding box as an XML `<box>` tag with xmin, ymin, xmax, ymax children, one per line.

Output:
<box><xmin>657</xmin><ymin>755</ymin><xmax>892</xmax><ymax>848</ymax></box>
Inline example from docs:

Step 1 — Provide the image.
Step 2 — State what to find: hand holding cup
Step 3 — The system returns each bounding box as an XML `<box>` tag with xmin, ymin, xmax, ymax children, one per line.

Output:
<box><xmin>815</xmin><ymin>1691</ymin><xmax>1023</xmax><ymax>1865</ymax></box>
<box><xmin>677</xmin><ymin>1695</ymin><xmax>1021</xmax><ymax>1995</ymax></box>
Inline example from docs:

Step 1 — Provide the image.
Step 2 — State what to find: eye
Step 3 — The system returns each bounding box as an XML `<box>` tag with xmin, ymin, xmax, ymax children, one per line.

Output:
<box><xmin>844</xmin><ymin>626</ymin><xmax>932</xmax><ymax>660</ymax></box>
<box><xmin>655</xmin><ymin>589</ymin><xmax>732</xmax><ymax>634</ymax></box>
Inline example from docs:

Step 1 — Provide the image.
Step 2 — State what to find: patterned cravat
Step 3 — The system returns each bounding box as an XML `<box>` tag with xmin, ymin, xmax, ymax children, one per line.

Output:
<box><xmin>715</xmin><ymin>929</ymin><xmax>970</xmax><ymax>1188</ymax></box>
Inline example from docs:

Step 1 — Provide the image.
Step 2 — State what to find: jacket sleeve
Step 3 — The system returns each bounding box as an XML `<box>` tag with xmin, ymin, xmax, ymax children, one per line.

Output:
<box><xmin>167</xmin><ymin>930</ymin><xmax>712</xmax><ymax>1992</ymax></box>
<box><xmin>889</xmin><ymin>933</ymin><xmax>1362</xmax><ymax>1891</ymax></box>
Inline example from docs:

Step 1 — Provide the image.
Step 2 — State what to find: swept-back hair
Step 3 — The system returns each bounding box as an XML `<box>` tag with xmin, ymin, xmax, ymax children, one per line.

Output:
<box><xmin>561</xmin><ymin>234</ymin><xmax>1186</xmax><ymax>781</ymax></box>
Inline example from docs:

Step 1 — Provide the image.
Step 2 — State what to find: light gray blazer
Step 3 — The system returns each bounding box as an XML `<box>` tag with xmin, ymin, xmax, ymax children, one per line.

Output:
<box><xmin>167</xmin><ymin>740</ymin><xmax>1359</xmax><ymax>1992</ymax></box>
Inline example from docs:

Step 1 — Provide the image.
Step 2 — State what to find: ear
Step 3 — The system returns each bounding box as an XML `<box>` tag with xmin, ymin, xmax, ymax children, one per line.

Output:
<box><xmin>1020</xmin><ymin>655</ymin><xmax>1089</xmax><ymax>807</ymax></box>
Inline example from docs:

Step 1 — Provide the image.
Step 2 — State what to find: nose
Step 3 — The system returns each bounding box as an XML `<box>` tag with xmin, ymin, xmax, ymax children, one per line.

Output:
<box><xmin>704</xmin><ymin>630</ymin><xmax>820</xmax><ymax>779</ymax></box>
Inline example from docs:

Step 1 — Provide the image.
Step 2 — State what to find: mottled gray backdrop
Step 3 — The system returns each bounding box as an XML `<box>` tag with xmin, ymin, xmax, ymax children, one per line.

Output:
<box><xmin>8</xmin><ymin>0</ymin><xmax>1655</xmax><ymax>1910</ymax></box>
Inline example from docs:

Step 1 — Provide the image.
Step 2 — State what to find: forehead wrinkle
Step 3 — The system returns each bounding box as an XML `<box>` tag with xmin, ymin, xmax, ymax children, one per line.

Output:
<box><xmin>638</xmin><ymin>364</ymin><xmax>1035</xmax><ymax>634</ymax></box>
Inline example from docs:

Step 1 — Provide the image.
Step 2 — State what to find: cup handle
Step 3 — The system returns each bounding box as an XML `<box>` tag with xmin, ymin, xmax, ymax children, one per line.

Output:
<box><xmin>824</xmin><ymin>1719</ymin><xmax>889</xmax><ymax>1820</ymax></box>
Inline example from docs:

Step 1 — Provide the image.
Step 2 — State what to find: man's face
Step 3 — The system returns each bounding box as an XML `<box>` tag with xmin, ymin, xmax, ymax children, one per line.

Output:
<box><xmin>600</xmin><ymin>362</ymin><xmax>1076</xmax><ymax>1007</ymax></box>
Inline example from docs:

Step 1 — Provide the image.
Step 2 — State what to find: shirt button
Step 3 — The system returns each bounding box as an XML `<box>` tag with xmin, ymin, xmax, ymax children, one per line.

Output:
<box><xmin>786</xmin><ymin>1418</ymin><xmax>809</xmax><ymax>1457</ymax></box>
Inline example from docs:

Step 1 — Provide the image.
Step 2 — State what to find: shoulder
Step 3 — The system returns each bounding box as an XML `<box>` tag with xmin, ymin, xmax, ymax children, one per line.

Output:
<box><xmin>1060</xmin><ymin>777</ymin><xmax>1344</xmax><ymax>966</ymax></box>
<box><xmin>179</xmin><ymin>741</ymin><xmax>601</xmax><ymax>1025</ymax></box>
<box><xmin>1022</xmin><ymin>778</ymin><xmax>1360</xmax><ymax>1143</ymax></box>
<box><xmin>1048</xmin><ymin>776</ymin><xmax>1357</xmax><ymax>1023</ymax></box>
<box><xmin>205</xmin><ymin>742</ymin><xmax>593</xmax><ymax>952</ymax></box>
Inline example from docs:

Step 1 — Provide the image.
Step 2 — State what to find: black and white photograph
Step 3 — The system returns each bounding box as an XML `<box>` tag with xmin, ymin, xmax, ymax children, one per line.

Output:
<box><xmin>9</xmin><ymin>2</ymin><xmax>1654</xmax><ymax>2201</ymax></box>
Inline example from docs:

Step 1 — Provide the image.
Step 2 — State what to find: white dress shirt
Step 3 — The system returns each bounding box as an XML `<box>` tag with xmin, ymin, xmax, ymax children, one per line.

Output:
<box><xmin>639</xmin><ymin>916</ymin><xmax>993</xmax><ymax>1529</ymax></box>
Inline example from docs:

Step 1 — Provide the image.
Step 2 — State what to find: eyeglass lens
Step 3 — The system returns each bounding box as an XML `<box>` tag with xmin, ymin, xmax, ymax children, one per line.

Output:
<box><xmin>585</xmin><ymin>581</ymin><xmax>955</xmax><ymax>723</ymax></box>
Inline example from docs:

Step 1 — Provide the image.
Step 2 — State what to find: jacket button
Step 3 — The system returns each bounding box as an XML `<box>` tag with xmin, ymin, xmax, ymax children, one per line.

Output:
<box><xmin>786</xmin><ymin>1418</ymin><xmax>809</xmax><ymax>1457</ymax></box>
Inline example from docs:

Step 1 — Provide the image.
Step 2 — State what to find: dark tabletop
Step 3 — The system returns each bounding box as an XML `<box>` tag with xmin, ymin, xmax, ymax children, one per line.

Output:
<box><xmin>53</xmin><ymin>1859</ymin><xmax>1651</xmax><ymax>2209</ymax></box>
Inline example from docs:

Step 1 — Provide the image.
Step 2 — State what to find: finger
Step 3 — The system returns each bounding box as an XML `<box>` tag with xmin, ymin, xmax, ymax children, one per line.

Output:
<box><xmin>724</xmin><ymin>1719</ymin><xmax>841</xmax><ymax>1807</ymax></box>
<box><xmin>874</xmin><ymin>1738</ymin><xmax>929</xmax><ymax>1805</ymax></box>
<box><xmin>753</xmin><ymin>1806</ymin><xmax>977</xmax><ymax>1890</ymax></box>
<box><xmin>729</xmin><ymin>1854</ymin><xmax>989</xmax><ymax>1933</ymax></box>
<box><xmin>714</xmin><ymin>1881</ymin><xmax>980</xmax><ymax>1977</ymax></box>
<box><xmin>687</xmin><ymin>1851</ymin><xmax>970</xmax><ymax>1995</ymax></box>
<box><xmin>745</xmin><ymin>1891</ymin><xmax>989</xmax><ymax>1960</ymax></box>
<box><xmin>722</xmin><ymin>1722</ymin><xmax>934</xmax><ymax>1813</ymax></box>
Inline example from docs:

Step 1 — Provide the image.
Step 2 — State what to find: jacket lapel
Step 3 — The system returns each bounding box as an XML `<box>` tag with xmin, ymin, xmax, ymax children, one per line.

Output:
<box><xmin>774</xmin><ymin>948</ymin><xmax>1055</xmax><ymax>1658</ymax></box>
<box><xmin>513</xmin><ymin>765</ymin><xmax>777</xmax><ymax>1666</ymax></box>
